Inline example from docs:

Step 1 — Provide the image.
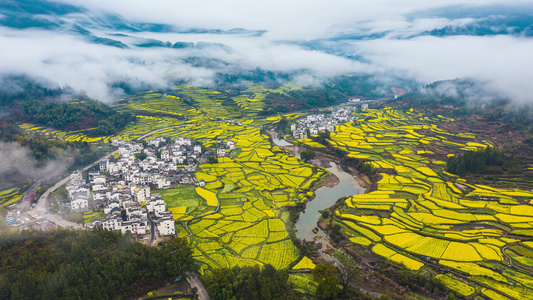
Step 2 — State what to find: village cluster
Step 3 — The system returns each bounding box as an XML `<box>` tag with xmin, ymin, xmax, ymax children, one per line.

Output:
<box><xmin>63</xmin><ymin>136</ymin><xmax>235</xmax><ymax>238</ymax></box>
<box><xmin>291</xmin><ymin>106</ymin><xmax>358</xmax><ymax>139</ymax></box>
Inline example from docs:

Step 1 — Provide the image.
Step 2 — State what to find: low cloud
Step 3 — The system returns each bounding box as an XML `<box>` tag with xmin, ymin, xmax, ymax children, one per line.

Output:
<box><xmin>0</xmin><ymin>141</ymin><xmax>68</xmax><ymax>181</ymax></box>
<box><xmin>0</xmin><ymin>26</ymin><xmax>373</xmax><ymax>101</ymax></box>
<box><xmin>0</xmin><ymin>1</ymin><xmax>532</xmax><ymax>104</ymax></box>
<box><xmin>352</xmin><ymin>35</ymin><xmax>533</xmax><ymax>103</ymax></box>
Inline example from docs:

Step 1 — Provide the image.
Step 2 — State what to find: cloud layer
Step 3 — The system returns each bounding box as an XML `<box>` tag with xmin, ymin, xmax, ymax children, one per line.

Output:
<box><xmin>0</xmin><ymin>0</ymin><xmax>532</xmax><ymax>102</ymax></box>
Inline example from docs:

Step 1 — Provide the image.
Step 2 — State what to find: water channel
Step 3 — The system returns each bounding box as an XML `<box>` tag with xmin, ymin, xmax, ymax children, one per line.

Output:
<box><xmin>271</xmin><ymin>134</ymin><xmax>365</xmax><ymax>241</ymax></box>
<box><xmin>273</xmin><ymin>133</ymin><xmax>381</xmax><ymax>297</ymax></box>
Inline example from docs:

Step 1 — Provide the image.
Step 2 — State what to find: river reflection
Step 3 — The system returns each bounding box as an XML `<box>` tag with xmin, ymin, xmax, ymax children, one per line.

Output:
<box><xmin>294</xmin><ymin>162</ymin><xmax>365</xmax><ymax>241</ymax></box>
<box><xmin>271</xmin><ymin>135</ymin><xmax>365</xmax><ymax>241</ymax></box>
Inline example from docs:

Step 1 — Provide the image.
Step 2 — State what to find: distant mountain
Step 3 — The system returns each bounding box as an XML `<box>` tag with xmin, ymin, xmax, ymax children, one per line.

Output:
<box><xmin>2</xmin><ymin>1</ymin><xmax>532</xmax><ymax>60</ymax></box>
<box><xmin>0</xmin><ymin>0</ymin><xmax>262</xmax><ymax>51</ymax></box>
<box><xmin>424</xmin><ymin>14</ymin><xmax>533</xmax><ymax>37</ymax></box>
<box><xmin>0</xmin><ymin>0</ymin><xmax>81</xmax><ymax>29</ymax></box>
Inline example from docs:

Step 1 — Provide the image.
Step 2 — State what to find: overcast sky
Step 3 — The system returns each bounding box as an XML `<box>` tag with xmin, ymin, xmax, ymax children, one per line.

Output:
<box><xmin>1</xmin><ymin>0</ymin><xmax>532</xmax><ymax>102</ymax></box>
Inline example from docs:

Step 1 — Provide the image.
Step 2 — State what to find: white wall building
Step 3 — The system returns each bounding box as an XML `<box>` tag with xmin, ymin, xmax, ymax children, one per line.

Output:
<box><xmin>227</xmin><ymin>140</ymin><xmax>235</xmax><ymax>150</ymax></box>
<box><xmin>193</xmin><ymin>145</ymin><xmax>202</xmax><ymax>153</ymax></box>
<box><xmin>71</xmin><ymin>197</ymin><xmax>88</xmax><ymax>211</ymax></box>
<box><xmin>99</xmin><ymin>160</ymin><xmax>109</xmax><ymax>172</ymax></box>
<box><xmin>154</xmin><ymin>213</ymin><xmax>175</xmax><ymax>236</ymax></box>
<box><xmin>132</xmin><ymin>186</ymin><xmax>150</xmax><ymax>203</ymax></box>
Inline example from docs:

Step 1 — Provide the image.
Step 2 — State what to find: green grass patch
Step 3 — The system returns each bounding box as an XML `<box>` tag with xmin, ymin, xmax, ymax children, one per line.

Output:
<box><xmin>155</xmin><ymin>186</ymin><xmax>202</xmax><ymax>213</ymax></box>
<box><xmin>83</xmin><ymin>210</ymin><xmax>105</xmax><ymax>224</ymax></box>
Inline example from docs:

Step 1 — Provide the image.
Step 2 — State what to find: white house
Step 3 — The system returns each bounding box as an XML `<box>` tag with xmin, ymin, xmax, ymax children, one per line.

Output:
<box><xmin>70</xmin><ymin>170</ymin><xmax>83</xmax><ymax>182</ymax></box>
<box><xmin>93</xmin><ymin>191</ymin><xmax>108</xmax><ymax>201</ymax></box>
<box><xmin>92</xmin><ymin>184</ymin><xmax>107</xmax><ymax>192</ymax></box>
<box><xmin>217</xmin><ymin>148</ymin><xmax>226</xmax><ymax>157</ymax></box>
<box><xmin>161</xmin><ymin>150</ymin><xmax>170</xmax><ymax>161</ymax></box>
<box><xmin>99</xmin><ymin>160</ymin><xmax>109</xmax><ymax>172</ymax></box>
<box><xmin>92</xmin><ymin>175</ymin><xmax>106</xmax><ymax>185</ymax></box>
<box><xmin>227</xmin><ymin>140</ymin><xmax>235</xmax><ymax>150</ymax></box>
<box><xmin>121</xmin><ymin>219</ymin><xmax>148</xmax><ymax>235</ymax></box>
<box><xmin>148</xmin><ymin>138</ymin><xmax>161</xmax><ymax>147</ymax></box>
<box><xmin>132</xmin><ymin>186</ymin><xmax>150</xmax><ymax>203</ymax></box>
<box><xmin>147</xmin><ymin>198</ymin><xmax>167</xmax><ymax>217</ymax></box>
<box><xmin>71</xmin><ymin>197</ymin><xmax>88</xmax><ymax>211</ymax></box>
<box><xmin>154</xmin><ymin>175</ymin><xmax>171</xmax><ymax>189</ymax></box>
<box><xmin>175</xmin><ymin>137</ymin><xmax>191</xmax><ymax>146</ymax></box>
<box><xmin>125</xmin><ymin>204</ymin><xmax>143</xmax><ymax>219</ymax></box>
<box><xmin>154</xmin><ymin>213</ymin><xmax>175</xmax><ymax>236</ymax></box>
<box><xmin>193</xmin><ymin>145</ymin><xmax>202</xmax><ymax>153</ymax></box>
<box><xmin>102</xmin><ymin>215</ymin><xmax>122</xmax><ymax>231</ymax></box>
<box><xmin>104</xmin><ymin>200</ymin><xmax>121</xmax><ymax>214</ymax></box>
<box><xmin>67</xmin><ymin>186</ymin><xmax>90</xmax><ymax>200</ymax></box>
<box><xmin>172</xmin><ymin>155</ymin><xmax>185</xmax><ymax>164</ymax></box>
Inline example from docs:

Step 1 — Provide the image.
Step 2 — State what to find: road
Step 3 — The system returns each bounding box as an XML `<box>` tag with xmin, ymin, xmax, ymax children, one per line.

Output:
<box><xmin>31</xmin><ymin>150</ymin><xmax>118</xmax><ymax>229</ymax></box>
<box><xmin>25</xmin><ymin>123</ymin><xmax>178</xmax><ymax>229</ymax></box>
<box><xmin>34</xmin><ymin>175</ymin><xmax>82</xmax><ymax>228</ymax></box>
<box><xmin>187</xmin><ymin>274</ymin><xmax>210</xmax><ymax>300</ymax></box>
<box><xmin>502</xmin><ymin>243</ymin><xmax>533</xmax><ymax>277</ymax></box>
<box><xmin>136</xmin><ymin>125</ymin><xmax>185</xmax><ymax>141</ymax></box>
<box><xmin>147</xmin><ymin>214</ymin><xmax>156</xmax><ymax>246</ymax></box>
<box><xmin>21</xmin><ymin>155</ymin><xmax>76</xmax><ymax>206</ymax></box>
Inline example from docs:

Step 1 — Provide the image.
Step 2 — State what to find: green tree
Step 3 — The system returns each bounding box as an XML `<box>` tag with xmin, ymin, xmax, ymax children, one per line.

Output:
<box><xmin>0</xmin><ymin>229</ymin><xmax>195</xmax><ymax>299</ymax></box>
<box><xmin>300</xmin><ymin>150</ymin><xmax>316</xmax><ymax>163</ymax></box>
<box><xmin>137</xmin><ymin>151</ymin><xmax>148</xmax><ymax>161</ymax></box>
<box><xmin>162</xmin><ymin>238</ymin><xmax>195</xmax><ymax>278</ymax></box>
<box><xmin>315</xmin><ymin>130</ymin><xmax>330</xmax><ymax>146</ymax></box>
<box><xmin>208</xmin><ymin>156</ymin><xmax>218</xmax><ymax>164</ymax></box>
<box><xmin>276</xmin><ymin>117</ymin><xmax>290</xmax><ymax>134</ymax></box>
<box><xmin>312</xmin><ymin>262</ymin><xmax>340</xmax><ymax>299</ymax></box>
<box><xmin>204</xmin><ymin>264</ymin><xmax>294</xmax><ymax>300</ymax></box>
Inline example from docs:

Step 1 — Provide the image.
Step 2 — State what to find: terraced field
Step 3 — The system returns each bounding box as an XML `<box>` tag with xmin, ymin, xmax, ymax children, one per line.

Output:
<box><xmin>16</xmin><ymin>85</ymin><xmax>305</xmax><ymax>144</ymax></box>
<box><xmin>0</xmin><ymin>187</ymin><xmax>23</xmax><ymax>207</ymax></box>
<box><xmin>323</xmin><ymin>108</ymin><xmax>533</xmax><ymax>299</ymax></box>
<box><xmin>16</xmin><ymin>84</ymin><xmax>321</xmax><ymax>275</ymax></box>
<box><xmin>140</xmin><ymin>120</ymin><xmax>326</xmax><ymax>274</ymax></box>
<box><xmin>15</xmin><ymin>83</ymin><xmax>533</xmax><ymax>298</ymax></box>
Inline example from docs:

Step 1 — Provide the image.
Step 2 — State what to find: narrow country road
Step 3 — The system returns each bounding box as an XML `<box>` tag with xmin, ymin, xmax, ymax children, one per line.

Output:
<box><xmin>27</xmin><ymin>124</ymin><xmax>187</xmax><ymax>229</ymax></box>
<box><xmin>21</xmin><ymin>154</ymin><xmax>76</xmax><ymax>208</ymax></box>
<box><xmin>502</xmin><ymin>243</ymin><xmax>533</xmax><ymax>277</ymax></box>
<box><xmin>187</xmin><ymin>274</ymin><xmax>210</xmax><ymax>300</ymax></box>
<box><xmin>136</xmin><ymin>125</ymin><xmax>185</xmax><ymax>140</ymax></box>
<box><xmin>34</xmin><ymin>150</ymin><xmax>119</xmax><ymax>228</ymax></box>
<box><xmin>147</xmin><ymin>214</ymin><xmax>156</xmax><ymax>246</ymax></box>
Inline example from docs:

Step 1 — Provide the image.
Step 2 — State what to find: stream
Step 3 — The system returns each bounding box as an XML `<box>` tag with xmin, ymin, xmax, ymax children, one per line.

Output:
<box><xmin>272</xmin><ymin>134</ymin><xmax>365</xmax><ymax>241</ymax></box>
<box><xmin>272</xmin><ymin>133</ymin><xmax>381</xmax><ymax>297</ymax></box>
<box><xmin>294</xmin><ymin>162</ymin><xmax>365</xmax><ymax>241</ymax></box>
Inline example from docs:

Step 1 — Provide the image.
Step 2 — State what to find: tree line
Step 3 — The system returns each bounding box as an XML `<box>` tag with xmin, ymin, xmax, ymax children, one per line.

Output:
<box><xmin>446</xmin><ymin>147</ymin><xmax>522</xmax><ymax>176</ymax></box>
<box><xmin>0</xmin><ymin>229</ymin><xmax>195</xmax><ymax>300</ymax></box>
<box><xmin>17</xmin><ymin>99</ymin><xmax>134</xmax><ymax>136</ymax></box>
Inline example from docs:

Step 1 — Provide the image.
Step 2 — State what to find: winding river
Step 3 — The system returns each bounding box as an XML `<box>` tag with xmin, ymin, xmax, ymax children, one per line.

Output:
<box><xmin>272</xmin><ymin>135</ymin><xmax>365</xmax><ymax>241</ymax></box>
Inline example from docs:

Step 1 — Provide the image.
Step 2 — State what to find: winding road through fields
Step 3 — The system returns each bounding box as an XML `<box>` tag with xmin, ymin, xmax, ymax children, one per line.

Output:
<box><xmin>26</xmin><ymin>124</ymin><xmax>188</xmax><ymax>229</ymax></box>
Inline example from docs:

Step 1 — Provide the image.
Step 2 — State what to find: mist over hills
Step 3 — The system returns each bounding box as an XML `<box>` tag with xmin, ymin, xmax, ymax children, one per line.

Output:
<box><xmin>0</xmin><ymin>0</ymin><xmax>532</xmax><ymax>103</ymax></box>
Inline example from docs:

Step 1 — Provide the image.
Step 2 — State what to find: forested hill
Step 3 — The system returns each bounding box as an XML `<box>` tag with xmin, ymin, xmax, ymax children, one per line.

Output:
<box><xmin>0</xmin><ymin>229</ymin><xmax>195</xmax><ymax>300</ymax></box>
<box><xmin>16</xmin><ymin>100</ymin><xmax>134</xmax><ymax>136</ymax></box>
<box><xmin>396</xmin><ymin>79</ymin><xmax>533</xmax><ymax>130</ymax></box>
